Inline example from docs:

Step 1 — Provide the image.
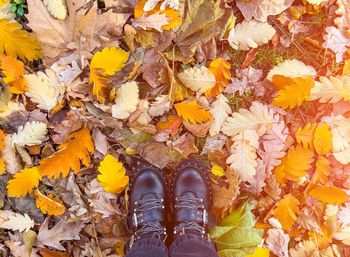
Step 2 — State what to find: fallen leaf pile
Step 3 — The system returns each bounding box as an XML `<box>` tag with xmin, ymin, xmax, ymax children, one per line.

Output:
<box><xmin>0</xmin><ymin>0</ymin><xmax>350</xmax><ymax>256</ymax></box>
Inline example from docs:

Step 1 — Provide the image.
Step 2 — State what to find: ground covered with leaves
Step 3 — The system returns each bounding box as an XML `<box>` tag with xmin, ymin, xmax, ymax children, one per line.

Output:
<box><xmin>0</xmin><ymin>0</ymin><xmax>350</xmax><ymax>256</ymax></box>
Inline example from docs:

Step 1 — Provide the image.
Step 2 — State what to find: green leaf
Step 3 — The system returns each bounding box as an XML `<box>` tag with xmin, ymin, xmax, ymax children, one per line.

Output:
<box><xmin>209</xmin><ymin>201</ymin><xmax>263</xmax><ymax>256</ymax></box>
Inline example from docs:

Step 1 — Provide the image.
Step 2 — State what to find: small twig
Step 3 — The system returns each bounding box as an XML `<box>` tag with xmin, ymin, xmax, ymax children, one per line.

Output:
<box><xmin>92</xmin><ymin>218</ymin><xmax>103</xmax><ymax>257</ymax></box>
<box><xmin>296</xmin><ymin>106</ymin><xmax>307</xmax><ymax>125</ymax></box>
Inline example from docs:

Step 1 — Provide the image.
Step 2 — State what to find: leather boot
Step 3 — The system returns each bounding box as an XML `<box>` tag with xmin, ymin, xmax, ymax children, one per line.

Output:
<box><xmin>125</xmin><ymin>162</ymin><xmax>168</xmax><ymax>252</ymax></box>
<box><xmin>171</xmin><ymin>159</ymin><xmax>215</xmax><ymax>238</ymax></box>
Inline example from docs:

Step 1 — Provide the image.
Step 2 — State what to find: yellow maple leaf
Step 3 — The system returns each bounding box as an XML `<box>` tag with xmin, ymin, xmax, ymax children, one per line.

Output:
<box><xmin>0</xmin><ymin>19</ymin><xmax>42</xmax><ymax>61</ymax></box>
<box><xmin>295</xmin><ymin>122</ymin><xmax>317</xmax><ymax>149</ymax></box>
<box><xmin>273</xmin><ymin>75</ymin><xmax>315</xmax><ymax>109</ymax></box>
<box><xmin>38</xmin><ymin>128</ymin><xmax>94</xmax><ymax>179</ymax></box>
<box><xmin>304</xmin><ymin>156</ymin><xmax>330</xmax><ymax>194</ymax></box>
<box><xmin>134</xmin><ymin>0</ymin><xmax>182</xmax><ymax>31</ymax></box>
<box><xmin>34</xmin><ymin>189</ymin><xmax>65</xmax><ymax>216</ymax></box>
<box><xmin>273</xmin><ymin>193</ymin><xmax>300</xmax><ymax>230</ymax></box>
<box><xmin>7</xmin><ymin>167</ymin><xmax>42</xmax><ymax>197</ymax></box>
<box><xmin>273</xmin><ymin>144</ymin><xmax>314</xmax><ymax>186</ymax></box>
<box><xmin>97</xmin><ymin>154</ymin><xmax>129</xmax><ymax>194</ymax></box>
<box><xmin>246</xmin><ymin>247</ymin><xmax>270</xmax><ymax>257</ymax></box>
<box><xmin>313</xmin><ymin>124</ymin><xmax>332</xmax><ymax>155</ymax></box>
<box><xmin>89</xmin><ymin>47</ymin><xmax>129</xmax><ymax>103</ymax></box>
<box><xmin>174</xmin><ymin>101</ymin><xmax>213</xmax><ymax>124</ymax></box>
<box><xmin>309</xmin><ymin>186</ymin><xmax>347</xmax><ymax>205</ymax></box>
<box><xmin>0</xmin><ymin>56</ymin><xmax>26</xmax><ymax>94</ymax></box>
<box><xmin>205</xmin><ymin>58</ymin><xmax>231</xmax><ymax>99</ymax></box>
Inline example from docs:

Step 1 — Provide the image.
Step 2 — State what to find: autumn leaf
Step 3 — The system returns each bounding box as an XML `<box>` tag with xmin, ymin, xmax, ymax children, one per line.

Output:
<box><xmin>0</xmin><ymin>56</ymin><xmax>26</xmax><ymax>94</ymax></box>
<box><xmin>205</xmin><ymin>58</ymin><xmax>231</xmax><ymax>99</ymax></box>
<box><xmin>267</xmin><ymin>59</ymin><xmax>316</xmax><ymax>82</ymax></box>
<box><xmin>209</xmin><ymin>94</ymin><xmax>232</xmax><ymax>137</ymax></box>
<box><xmin>304</xmin><ymin>156</ymin><xmax>330</xmax><ymax>194</ymax></box>
<box><xmin>273</xmin><ymin>144</ymin><xmax>314</xmax><ymax>186</ymax></box>
<box><xmin>273</xmin><ymin>193</ymin><xmax>300</xmax><ymax>230</ymax></box>
<box><xmin>309</xmin><ymin>186</ymin><xmax>347</xmax><ymax>204</ymax></box>
<box><xmin>97</xmin><ymin>154</ymin><xmax>129</xmax><ymax>194</ymax></box>
<box><xmin>12</xmin><ymin>121</ymin><xmax>47</xmax><ymax>146</ymax></box>
<box><xmin>273</xmin><ymin>75</ymin><xmax>315</xmax><ymax>109</ymax></box>
<box><xmin>38</xmin><ymin>128</ymin><xmax>94</xmax><ymax>179</ymax></box>
<box><xmin>0</xmin><ymin>19</ymin><xmax>42</xmax><ymax>61</ymax></box>
<box><xmin>313</xmin><ymin>124</ymin><xmax>332</xmax><ymax>155</ymax></box>
<box><xmin>0</xmin><ymin>212</ymin><xmax>34</xmax><ymax>232</ymax></box>
<box><xmin>111</xmin><ymin>81</ymin><xmax>139</xmax><ymax>119</ymax></box>
<box><xmin>174</xmin><ymin>101</ymin><xmax>213</xmax><ymax>124</ymax></box>
<box><xmin>134</xmin><ymin>0</ymin><xmax>181</xmax><ymax>31</ymax></box>
<box><xmin>246</xmin><ymin>247</ymin><xmax>270</xmax><ymax>257</ymax></box>
<box><xmin>40</xmin><ymin>248</ymin><xmax>69</xmax><ymax>257</ymax></box>
<box><xmin>7</xmin><ymin>167</ymin><xmax>42</xmax><ymax>197</ymax></box>
<box><xmin>0</xmin><ymin>129</ymin><xmax>4</xmax><ymax>150</ymax></box>
<box><xmin>156</xmin><ymin>114</ymin><xmax>182</xmax><ymax>136</ymax></box>
<box><xmin>0</xmin><ymin>158</ymin><xmax>4</xmax><ymax>175</ymax></box>
<box><xmin>89</xmin><ymin>47</ymin><xmax>129</xmax><ymax>103</ymax></box>
<box><xmin>43</xmin><ymin>0</ymin><xmax>66</xmax><ymax>20</ymax></box>
<box><xmin>178</xmin><ymin>66</ymin><xmax>216</xmax><ymax>93</ymax></box>
<box><xmin>211</xmin><ymin>165</ymin><xmax>224</xmax><ymax>177</ymax></box>
<box><xmin>35</xmin><ymin>189</ymin><xmax>66</xmax><ymax>216</ymax></box>
<box><xmin>295</xmin><ymin>123</ymin><xmax>317</xmax><ymax>149</ymax></box>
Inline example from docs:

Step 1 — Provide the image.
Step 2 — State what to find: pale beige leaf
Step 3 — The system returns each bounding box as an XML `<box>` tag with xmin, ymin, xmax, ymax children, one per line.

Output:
<box><xmin>265</xmin><ymin>228</ymin><xmax>290</xmax><ymax>257</ymax></box>
<box><xmin>322</xmin><ymin>26</ymin><xmax>350</xmax><ymax>63</ymax></box>
<box><xmin>178</xmin><ymin>66</ymin><xmax>216</xmax><ymax>93</ymax></box>
<box><xmin>144</xmin><ymin>0</ymin><xmax>179</xmax><ymax>11</ymax></box>
<box><xmin>0</xmin><ymin>1</ymin><xmax>15</xmax><ymax>20</ymax></box>
<box><xmin>1</xmin><ymin>135</ymin><xmax>20</xmax><ymax>175</ymax></box>
<box><xmin>209</xmin><ymin>94</ymin><xmax>231</xmax><ymax>137</ymax></box>
<box><xmin>36</xmin><ymin>218</ymin><xmax>85</xmax><ymax>251</ymax></box>
<box><xmin>149</xmin><ymin>95</ymin><xmax>171</xmax><ymax>117</ymax></box>
<box><xmin>24</xmin><ymin>70</ymin><xmax>62</xmax><ymax>111</ymax></box>
<box><xmin>267</xmin><ymin>59</ymin><xmax>317</xmax><ymax>81</ymax></box>
<box><xmin>111</xmin><ymin>81</ymin><xmax>139</xmax><ymax>119</ymax></box>
<box><xmin>236</xmin><ymin>0</ymin><xmax>293</xmax><ymax>22</ymax></box>
<box><xmin>43</xmin><ymin>0</ymin><xmax>67</xmax><ymax>20</ymax></box>
<box><xmin>309</xmin><ymin>75</ymin><xmax>350</xmax><ymax>103</ymax></box>
<box><xmin>335</xmin><ymin>0</ymin><xmax>350</xmax><ymax>33</ymax></box>
<box><xmin>222</xmin><ymin>102</ymin><xmax>274</xmax><ymax>137</ymax></box>
<box><xmin>0</xmin><ymin>102</ymin><xmax>24</xmax><ymax>119</ymax></box>
<box><xmin>333</xmin><ymin>225</ymin><xmax>350</xmax><ymax>245</ymax></box>
<box><xmin>226</xmin><ymin>130</ymin><xmax>259</xmax><ymax>182</ymax></box>
<box><xmin>0</xmin><ymin>213</ymin><xmax>34</xmax><ymax>232</ymax></box>
<box><xmin>228</xmin><ymin>20</ymin><xmax>276</xmax><ymax>51</ymax></box>
<box><xmin>12</xmin><ymin>121</ymin><xmax>47</xmax><ymax>146</ymax></box>
<box><xmin>132</xmin><ymin>13</ymin><xmax>170</xmax><ymax>32</ymax></box>
<box><xmin>306</xmin><ymin>0</ymin><xmax>328</xmax><ymax>4</ymax></box>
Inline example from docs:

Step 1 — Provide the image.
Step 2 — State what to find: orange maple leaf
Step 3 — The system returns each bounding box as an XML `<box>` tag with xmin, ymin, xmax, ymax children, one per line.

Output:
<box><xmin>205</xmin><ymin>58</ymin><xmax>231</xmax><ymax>99</ymax></box>
<box><xmin>304</xmin><ymin>156</ymin><xmax>330</xmax><ymax>195</ymax></box>
<box><xmin>0</xmin><ymin>158</ymin><xmax>4</xmax><ymax>175</ymax></box>
<box><xmin>134</xmin><ymin>0</ymin><xmax>182</xmax><ymax>31</ymax></box>
<box><xmin>0</xmin><ymin>56</ymin><xmax>26</xmax><ymax>94</ymax></box>
<box><xmin>273</xmin><ymin>75</ymin><xmax>315</xmax><ymax>109</ymax></box>
<box><xmin>35</xmin><ymin>189</ymin><xmax>65</xmax><ymax>216</ymax></box>
<box><xmin>156</xmin><ymin>114</ymin><xmax>182</xmax><ymax>136</ymax></box>
<box><xmin>309</xmin><ymin>186</ymin><xmax>347</xmax><ymax>205</ymax></box>
<box><xmin>313</xmin><ymin>124</ymin><xmax>332</xmax><ymax>155</ymax></box>
<box><xmin>273</xmin><ymin>144</ymin><xmax>314</xmax><ymax>187</ymax></box>
<box><xmin>174</xmin><ymin>101</ymin><xmax>213</xmax><ymax>124</ymax></box>
<box><xmin>0</xmin><ymin>129</ymin><xmax>4</xmax><ymax>150</ymax></box>
<box><xmin>38</xmin><ymin>128</ymin><xmax>94</xmax><ymax>179</ymax></box>
<box><xmin>7</xmin><ymin>167</ymin><xmax>42</xmax><ymax>197</ymax></box>
<box><xmin>295</xmin><ymin>123</ymin><xmax>317</xmax><ymax>149</ymax></box>
<box><xmin>273</xmin><ymin>193</ymin><xmax>300</xmax><ymax>230</ymax></box>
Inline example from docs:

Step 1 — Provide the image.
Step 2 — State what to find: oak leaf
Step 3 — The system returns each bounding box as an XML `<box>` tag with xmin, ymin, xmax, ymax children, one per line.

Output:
<box><xmin>178</xmin><ymin>66</ymin><xmax>216</xmax><ymax>93</ymax></box>
<box><xmin>273</xmin><ymin>76</ymin><xmax>315</xmax><ymax>109</ymax></box>
<box><xmin>313</xmin><ymin>124</ymin><xmax>332</xmax><ymax>155</ymax></box>
<box><xmin>273</xmin><ymin>193</ymin><xmax>300</xmax><ymax>230</ymax></box>
<box><xmin>226</xmin><ymin>130</ymin><xmax>259</xmax><ymax>182</ymax></box>
<box><xmin>273</xmin><ymin>144</ymin><xmax>314</xmax><ymax>186</ymax></box>
<box><xmin>267</xmin><ymin>59</ymin><xmax>316</xmax><ymax>82</ymax></box>
<box><xmin>295</xmin><ymin>123</ymin><xmax>317</xmax><ymax>149</ymax></box>
<box><xmin>35</xmin><ymin>189</ymin><xmax>66</xmax><ymax>216</ymax></box>
<box><xmin>7</xmin><ymin>167</ymin><xmax>41</xmax><ymax>197</ymax></box>
<box><xmin>134</xmin><ymin>0</ymin><xmax>181</xmax><ymax>31</ymax></box>
<box><xmin>97</xmin><ymin>154</ymin><xmax>129</xmax><ymax>194</ymax></box>
<box><xmin>0</xmin><ymin>18</ymin><xmax>42</xmax><ymax>61</ymax></box>
<box><xmin>236</xmin><ymin>0</ymin><xmax>293</xmax><ymax>22</ymax></box>
<box><xmin>205</xmin><ymin>58</ymin><xmax>231</xmax><ymax>99</ymax></box>
<box><xmin>309</xmin><ymin>186</ymin><xmax>347</xmax><ymax>204</ymax></box>
<box><xmin>36</xmin><ymin>217</ymin><xmax>85</xmax><ymax>250</ymax></box>
<box><xmin>89</xmin><ymin>47</ymin><xmax>129</xmax><ymax>103</ymax></box>
<box><xmin>222</xmin><ymin>102</ymin><xmax>274</xmax><ymax>137</ymax></box>
<box><xmin>174</xmin><ymin>101</ymin><xmax>213</xmax><ymax>124</ymax></box>
<box><xmin>24</xmin><ymin>70</ymin><xmax>62</xmax><ymax>111</ymax></box>
<box><xmin>43</xmin><ymin>0</ymin><xmax>67</xmax><ymax>20</ymax></box>
<box><xmin>209</xmin><ymin>94</ymin><xmax>231</xmax><ymax>137</ymax></box>
<box><xmin>38</xmin><ymin>128</ymin><xmax>94</xmax><ymax>179</ymax></box>
<box><xmin>228</xmin><ymin>20</ymin><xmax>276</xmax><ymax>51</ymax></box>
<box><xmin>12</xmin><ymin>121</ymin><xmax>47</xmax><ymax>146</ymax></box>
<box><xmin>309</xmin><ymin>75</ymin><xmax>350</xmax><ymax>103</ymax></box>
<box><xmin>111</xmin><ymin>81</ymin><xmax>139</xmax><ymax>119</ymax></box>
<box><xmin>0</xmin><ymin>212</ymin><xmax>34</xmax><ymax>232</ymax></box>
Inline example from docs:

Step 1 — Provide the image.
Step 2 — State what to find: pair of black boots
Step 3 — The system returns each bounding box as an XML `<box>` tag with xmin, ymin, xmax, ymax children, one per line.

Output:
<box><xmin>125</xmin><ymin>159</ymin><xmax>213</xmax><ymax>252</ymax></box>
